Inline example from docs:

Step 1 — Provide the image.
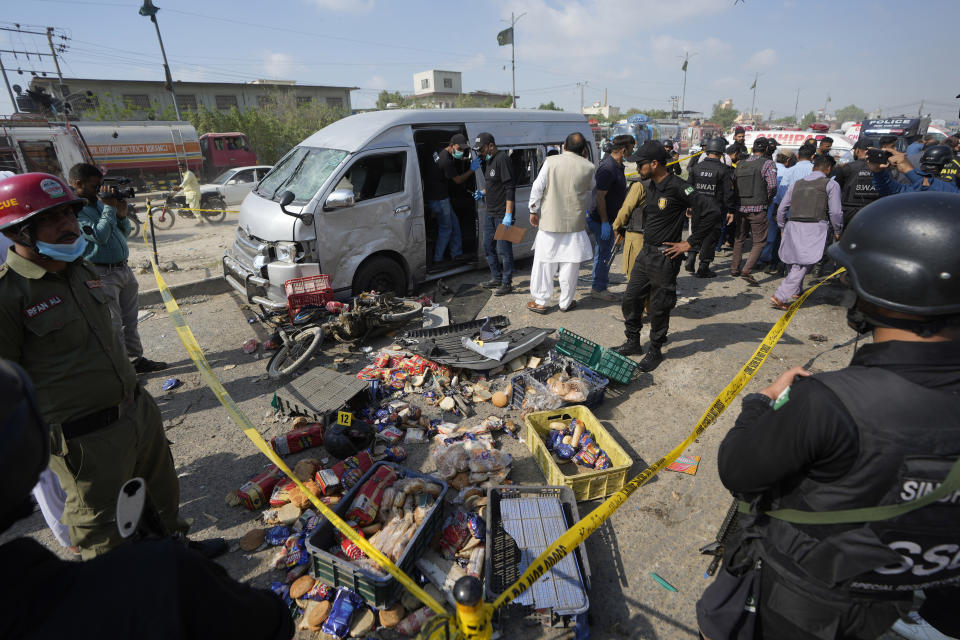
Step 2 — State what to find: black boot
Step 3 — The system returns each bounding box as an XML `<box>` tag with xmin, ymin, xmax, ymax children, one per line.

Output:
<box><xmin>684</xmin><ymin>252</ymin><xmax>697</xmax><ymax>273</ymax></box>
<box><xmin>695</xmin><ymin>262</ymin><xmax>717</xmax><ymax>278</ymax></box>
<box><xmin>615</xmin><ymin>338</ymin><xmax>644</xmax><ymax>356</ymax></box>
<box><xmin>811</xmin><ymin>264</ymin><xmax>824</xmax><ymax>279</ymax></box>
<box><xmin>638</xmin><ymin>343</ymin><xmax>664</xmax><ymax>372</ymax></box>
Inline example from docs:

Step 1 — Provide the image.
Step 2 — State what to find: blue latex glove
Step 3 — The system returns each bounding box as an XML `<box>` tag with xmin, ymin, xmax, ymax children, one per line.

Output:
<box><xmin>503</xmin><ymin>213</ymin><xmax>513</xmax><ymax>227</ymax></box>
<box><xmin>470</xmin><ymin>157</ymin><xmax>481</xmax><ymax>171</ymax></box>
<box><xmin>473</xmin><ymin>190</ymin><xmax>485</xmax><ymax>201</ymax></box>
<box><xmin>600</xmin><ymin>221</ymin><xmax>612</xmax><ymax>241</ymax></box>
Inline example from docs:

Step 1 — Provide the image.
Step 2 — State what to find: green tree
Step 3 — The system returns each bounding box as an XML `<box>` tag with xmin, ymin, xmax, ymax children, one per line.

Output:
<box><xmin>537</xmin><ymin>101</ymin><xmax>562</xmax><ymax>111</ymax></box>
<box><xmin>376</xmin><ymin>90</ymin><xmax>408</xmax><ymax>110</ymax></box>
<box><xmin>799</xmin><ymin>111</ymin><xmax>817</xmax><ymax>127</ymax></box>
<box><xmin>773</xmin><ymin>115</ymin><xmax>796</xmax><ymax>125</ymax></box>
<box><xmin>624</xmin><ymin>107</ymin><xmax>670</xmax><ymax>120</ymax></box>
<box><xmin>710</xmin><ymin>101</ymin><xmax>740</xmax><ymax>129</ymax></box>
<box><xmin>834</xmin><ymin>104</ymin><xmax>867</xmax><ymax>123</ymax></box>
<box><xmin>78</xmin><ymin>92</ymin><xmax>179</xmax><ymax>121</ymax></box>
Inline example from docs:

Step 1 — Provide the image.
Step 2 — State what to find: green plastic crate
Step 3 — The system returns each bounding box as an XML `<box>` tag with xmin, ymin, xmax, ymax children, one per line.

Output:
<box><xmin>555</xmin><ymin>328</ymin><xmax>638</xmax><ymax>384</ymax></box>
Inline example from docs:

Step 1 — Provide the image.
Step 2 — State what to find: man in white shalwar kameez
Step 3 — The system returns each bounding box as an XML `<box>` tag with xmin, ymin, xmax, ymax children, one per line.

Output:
<box><xmin>527</xmin><ymin>133</ymin><xmax>596</xmax><ymax>313</ymax></box>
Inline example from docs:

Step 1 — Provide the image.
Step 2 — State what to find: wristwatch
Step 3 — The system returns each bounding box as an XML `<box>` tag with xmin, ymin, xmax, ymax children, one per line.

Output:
<box><xmin>742</xmin><ymin>392</ymin><xmax>773</xmax><ymax>408</ymax></box>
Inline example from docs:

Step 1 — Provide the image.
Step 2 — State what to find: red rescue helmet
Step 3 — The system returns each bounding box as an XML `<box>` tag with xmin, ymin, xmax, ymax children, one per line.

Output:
<box><xmin>0</xmin><ymin>173</ymin><xmax>86</xmax><ymax>231</ymax></box>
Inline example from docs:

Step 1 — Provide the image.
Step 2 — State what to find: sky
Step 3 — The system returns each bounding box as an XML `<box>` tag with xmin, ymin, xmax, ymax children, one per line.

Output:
<box><xmin>1</xmin><ymin>0</ymin><xmax>957</xmax><ymax>123</ymax></box>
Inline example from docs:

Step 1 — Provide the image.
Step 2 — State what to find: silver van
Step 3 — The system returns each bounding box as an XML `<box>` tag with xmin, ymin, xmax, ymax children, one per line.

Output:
<box><xmin>223</xmin><ymin>109</ymin><xmax>595</xmax><ymax>310</ymax></box>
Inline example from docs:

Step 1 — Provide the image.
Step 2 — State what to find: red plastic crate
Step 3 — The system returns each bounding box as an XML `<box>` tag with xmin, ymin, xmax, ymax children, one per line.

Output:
<box><xmin>284</xmin><ymin>275</ymin><xmax>333</xmax><ymax>323</ymax></box>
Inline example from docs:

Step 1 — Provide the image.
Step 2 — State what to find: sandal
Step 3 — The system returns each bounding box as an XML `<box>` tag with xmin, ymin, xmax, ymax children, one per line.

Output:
<box><xmin>769</xmin><ymin>295</ymin><xmax>790</xmax><ymax>310</ymax></box>
<box><xmin>526</xmin><ymin>301</ymin><xmax>550</xmax><ymax>315</ymax></box>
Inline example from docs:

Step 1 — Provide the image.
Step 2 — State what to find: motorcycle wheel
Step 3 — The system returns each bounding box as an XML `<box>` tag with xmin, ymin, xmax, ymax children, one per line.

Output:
<box><xmin>152</xmin><ymin>206</ymin><xmax>176</xmax><ymax>230</ymax></box>
<box><xmin>380</xmin><ymin>299</ymin><xmax>423</xmax><ymax>323</ymax></box>
<box><xmin>266</xmin><ymin>326</ymin><xmax>324</xmax><ymax>379</ymax></box>
<box><xmin>126</xmin><ymin>216</ymin><xmax>141</xmax><ymax>239</ymax></box>
<box><xmin>201</xmin><ymin>197</ymin><xmax>227</xmax><ymax>223</ymax></box>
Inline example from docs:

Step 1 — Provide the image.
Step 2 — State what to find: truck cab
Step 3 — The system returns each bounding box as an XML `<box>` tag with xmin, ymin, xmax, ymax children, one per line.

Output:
<box><xmin>200</xmin><ymin>132</ymin><xmax>258</xmax><ymax>181</ymax></box>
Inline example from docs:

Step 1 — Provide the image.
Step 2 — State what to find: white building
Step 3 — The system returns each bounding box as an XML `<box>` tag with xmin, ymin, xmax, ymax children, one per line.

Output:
<box><xmin>582</xmin><ymin>101</ymin><xmax>619</xmax><ymax>121</ymax></box>
<box><xmin>408</xmin><ymin>70</ymin><xmax>510</xmax><ymax>109</ymax></box>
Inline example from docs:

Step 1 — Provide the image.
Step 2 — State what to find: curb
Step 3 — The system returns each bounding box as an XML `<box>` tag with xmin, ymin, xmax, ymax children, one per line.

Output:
<box><xmin>138</xmin><ymin>275</ymin><xmax>232</xmax><ymax>306</ymax></box>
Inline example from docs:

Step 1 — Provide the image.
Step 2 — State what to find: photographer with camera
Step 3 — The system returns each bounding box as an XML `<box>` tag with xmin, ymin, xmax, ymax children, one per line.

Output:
<box><xmin>70</xmin><ymin>163</ymin><xmax>165</xmax><ymax>374</ymax></box>
<box><xmin>868</xmin><ymin>146</ymin><xmax>960</xmax><ymax>196</ymax></box>
<box><xmin>0</xmin><ymin>358</ymin><xmax>293</xmax><ymax>640</ymax></box>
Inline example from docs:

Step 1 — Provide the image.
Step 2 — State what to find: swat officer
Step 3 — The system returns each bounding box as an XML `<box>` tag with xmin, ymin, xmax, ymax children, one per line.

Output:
<box><xmin>697</xmin><ymin>192</ymin><xmax>960</xmax><ymax>640</ymax></box>
<box><xmin>0</xmin><ymin>173</ymin><xmax>225</xmax><ymax>560</ymax></box>
<box><xmin>661</xmin><ymin>139</ymin><xmax>682</xmax><ymax>176</ymax></box>
<box><xmin>684</xmin><ymin>137</ymin><xmax>736</xmax><ymax>278</ymax></box>
<box><xmin>834</xmin><ymin>139</ymin><xmax>879</xmax><ymax>227</ymax></box>
<box><xmin>616</xmin><ymin>141</ymin><xmax>721</xmax><ymax>371</ymax></box>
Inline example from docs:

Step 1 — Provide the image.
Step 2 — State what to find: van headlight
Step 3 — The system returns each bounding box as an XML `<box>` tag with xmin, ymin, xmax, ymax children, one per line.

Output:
<box><xmin>275</xmin><ymin>241</ymin><xmax>300</xmax><ymax>263</ymax></box>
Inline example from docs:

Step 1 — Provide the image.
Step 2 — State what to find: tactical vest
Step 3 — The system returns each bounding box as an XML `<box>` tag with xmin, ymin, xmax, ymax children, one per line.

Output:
<box><xmin>625</xmin><ymin>180</ymin><xmax>650</xmax><ymax>234</ymax></box>
<box><xmin>756</xmin><ymin>367</ymin><xmax>960</xmax><ymax>596</ymax></box>
<box><xmin>691</xmin><ymin>159</ymin><xmax>721</xmax><ymax>200</ymax></box>
<box><xmin>734</xmin><ymin>155</ymin><xmax>768</xmax><ymax>206</ymax></box>
<box><xmin>940</xmin><ymin>158</ymin><xmax>960</xmax><ymax>186</ymax></box>
<box><xmin>788</xmin><ymin>176</ymin><xmax>829</xmax><ymax>223</ymax></box>
<box><xmin>841</xmin><ymin>160</ymin><xmax>879</xmax><ymax>211</ymax></box>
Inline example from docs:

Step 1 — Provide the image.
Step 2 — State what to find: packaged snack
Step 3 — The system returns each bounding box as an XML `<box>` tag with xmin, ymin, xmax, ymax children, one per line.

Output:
<box><xmin>468</xmin><ymin>448</ymin><xmax>512</xmax><ymax>472</ymax></box>
<box><xmin>383</xmin><ymin>445</ymin><xmax>407</xmax><ymax>463</ymax></box>
<box><xmin>594</xmin><ymin>453</ymin><xmax>612</xmax><ymax>470</ymax></box>
<box><xmin>374</xmin><ymin>352</ymin><xmax>391</xmax><ymax>367</ymax></box>
<box><xmin>548</xmin><ymin>429</ymin><xmax>565</xmax><ymax>451</ymax></box>
<box><xmin>467</xmin><ymin>514</ymin><xmax>485</xmax><ymax>540</ymax></box>
<box><xmin>265</xmin><ymin>524</ymin><xmax>292</xmax><ymax>546</ymax></box>
<box><xmin>396</xmin><ymin>606</ymin><xmax>436</xmax><ymax>636</ymax></box>
<box><xmin>438</xmin><ymin>510</ymin><xmax>472</xmax><ymax>560</ymax></box>
<box><xmin>347</xmin><ymin>465</ymin><xmax>398</xmax><ymax>525</ymax></box>
<box><xmin>303</xmin><ymin>580</ymin><xmax>334</xmax><ymax>602</ymax></box>
<box><xmin>315</xmin><ymin>451</ymin><xmax>374</xmax><ymax>495</ymax></box>
<box><xmin>339</xmin><ymin>526</ymin><xmax>367</xmax><ymax>560</ymax></box>
<box><xmin>377</xmin><ymin>426</ymin><xmax>404</xmax><ymax>445</ymax></box>
<box><xmin>236</xmin><ymin>465</ymin><xmax>285</xmax><ymax>510</ymax></box>
<box><xmin>573</xmin><ymin>442</ymin><xmax>602</xmax><ymax>467</ymax></box>
<box><xmin>555</xmin><ymin>443</ymin><xmax>576</xmax><ymax>460</ymax></box>
<box><xmin>321</xmin><ymin>587</ymin><xmax>364</xmax><ymax>638</ymax></box>
<box><xmin>283</xmin><ymin>533</ymin><xmax>309</xmax><ymax>568</ymax></box>
<box><xmin>270</xmin><ymin>423</ymin><xmax>325</xmax><ymax>456</ymax></box>
<box><xmin>269</xmin><ymin>480</ymin><xmax>294</xmax><ymax>507</ymax></box>
<box><xmin>340</xmin><ymin>468</ymin><xmax>364</xmax><ymax>490</ymax></box>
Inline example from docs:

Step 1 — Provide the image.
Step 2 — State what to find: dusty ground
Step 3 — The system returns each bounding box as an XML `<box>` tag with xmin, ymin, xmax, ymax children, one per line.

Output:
<box><xmin>6</xmin><ymin>229</ymin><xmax>906</xmax><ymax>639</ymax></box>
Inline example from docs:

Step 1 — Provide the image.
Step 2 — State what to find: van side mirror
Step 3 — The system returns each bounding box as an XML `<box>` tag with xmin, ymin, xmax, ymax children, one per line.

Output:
<box><xmin>324</xmin><ymin>189</ymin><xmax>355</xmax><ymax>211</ymax></box>
<box><xmin>278</xmin><ymin>190</ymin><xmax>313</xmax><ymax>226</ymax></box>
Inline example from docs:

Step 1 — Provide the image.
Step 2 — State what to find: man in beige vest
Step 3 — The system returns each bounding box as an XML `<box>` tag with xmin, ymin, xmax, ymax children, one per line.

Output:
<box><xmin>526</xmin><ymin>132</ymin><xmax>595</xmax><ymax>313</ymax></box>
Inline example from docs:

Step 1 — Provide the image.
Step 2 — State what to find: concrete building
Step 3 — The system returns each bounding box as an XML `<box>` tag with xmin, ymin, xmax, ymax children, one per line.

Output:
<box><xmin>28</xmin><ymin>77</ymin><xmax>357</xmax><ymax>116</ymax></box>
<box><xmin>407</xmin><ymin>70</ymin><xmax>510</xmax><ymax>109</ymax></box>
<box><xmin>582</xmin><ymin>101</ymin><xmax>619</xmax><ymax>121</ymax></box>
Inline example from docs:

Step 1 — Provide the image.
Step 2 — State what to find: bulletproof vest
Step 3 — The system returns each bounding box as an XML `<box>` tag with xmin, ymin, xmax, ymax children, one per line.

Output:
<box><xmin>788</xmin><ymin>176</ymin><xmax>829</xmax><ymax>223</ymax></box>
<box><xmin>940</xmin><ymin>158</ymin><xmax>960</xmax><ymax>186</ymax></box>
<box><xmin>734</xmin><ymin>155</ymin><xmax>768</xmax><ymax>206</ymax></box>
<box><xmin>758</xmin><ymin>367</ymin><xmax>960</xmax><ymax>596</ymax></box>
<box><xmin>626</xmin><ymin>180</ymin><xmax>650</xmax><ymax>234</ymax></box>
<box><xmin>691</xmin><ymin>158</ymin><xmax>721</xmax><ymax>200</ymax></box>
<box><xmin>841</xmin><ymin>160</ymin><xmax>879</xmax><ymax>210</ymax></box>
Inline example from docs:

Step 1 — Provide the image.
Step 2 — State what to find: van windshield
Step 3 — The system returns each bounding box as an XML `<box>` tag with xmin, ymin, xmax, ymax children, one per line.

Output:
<box><xmin>255</xmin><ymin>147</ymin><xmax>348</xmax><ymax>203</ymax></box>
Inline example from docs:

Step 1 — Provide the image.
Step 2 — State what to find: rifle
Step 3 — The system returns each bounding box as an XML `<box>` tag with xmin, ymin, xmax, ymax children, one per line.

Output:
<box><xmin>699</xmin><ymin>498</ymin><xmax>739</xmax><ymax>577</ymax></box>
<box><xmin>116</xmin><ymin>477</ymin><xmax>170</xmax><ymax>541</ymax></box>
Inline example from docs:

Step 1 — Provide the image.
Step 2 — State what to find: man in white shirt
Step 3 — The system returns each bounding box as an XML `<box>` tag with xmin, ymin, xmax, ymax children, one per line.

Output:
<box><xmin>526</xmin><ymin>133</ymin><xmax>596</xmax><ymax>313</ymax></box>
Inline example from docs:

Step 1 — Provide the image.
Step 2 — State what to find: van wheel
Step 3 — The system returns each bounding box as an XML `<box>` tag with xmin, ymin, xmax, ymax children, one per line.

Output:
<box><xmin>353</xmin><ymin>256</ymin><xmax>406</xmax><ymax>296</ymax></box>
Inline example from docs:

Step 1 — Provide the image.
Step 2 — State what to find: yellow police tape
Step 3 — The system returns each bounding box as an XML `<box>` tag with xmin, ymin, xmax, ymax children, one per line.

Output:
<box><xmin>625</xmin><ymin>149</ymin><xmax>702</xmax><ymax>178</ymax></box>
<box><xmin>140</xmin><ymin>222</ymin><xmax>449</xmax><ymax>618</ymax></box>
<box><xmin>486</xmin><ymin>268</ymin><xmax>845</xmax><ymax>616</ymax></box>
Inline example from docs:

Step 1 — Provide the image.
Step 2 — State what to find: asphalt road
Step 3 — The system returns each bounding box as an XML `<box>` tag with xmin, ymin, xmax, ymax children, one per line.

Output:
<box><xmin>5</xmin><ymin>243</ymin><xmax>908</xmax><ymax>639</ymax></box>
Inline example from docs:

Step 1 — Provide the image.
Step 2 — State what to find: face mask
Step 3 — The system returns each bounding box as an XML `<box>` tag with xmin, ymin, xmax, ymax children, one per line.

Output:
<box><xmin>485</xmin><ymin>154</ymin><xmax>493</xmax><ymax>161</ymax></box>
<box><xmin>452</xmin><ymin>150</ymin><xmax>464</xmax><ymax>160</ymax></box>
<box><xmin>35</xmin><ymin>236</ymin><xmax>88</xmax><ymax>262</ymax></box>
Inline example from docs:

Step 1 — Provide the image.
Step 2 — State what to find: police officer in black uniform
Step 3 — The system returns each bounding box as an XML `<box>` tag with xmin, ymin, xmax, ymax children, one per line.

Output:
<box><xmin>697</xmin><ymin>192</ymin><xmax>960</xmax><ymax>640</ymax></box>
<box><xmin>684</xmin><ymin>137</ymin><xmax>736</xmax><ymax>278</ymax></box>
<box><xmin>616</xmin><ymin>141</ymin><xmax>721</xmax><ymax>371</ymax></box>
<box><xmin>662</xmin><ymin>139</ymin><xmax>683</xmax><ymax>176</ymax></box>
<box><xmin>834</xmin><ymin>139</ymin><xmax>879</xmax><ymax>227</ymax></box>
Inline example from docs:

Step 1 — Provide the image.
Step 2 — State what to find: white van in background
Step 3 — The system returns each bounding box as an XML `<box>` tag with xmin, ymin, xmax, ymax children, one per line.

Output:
<box><xmin>223</xmin><ymin>109</ymin><xmax>595</xmax><ymax>310</ymax></box>
<box><xmin>740</xmin><ymin>130</ymin><xmax>856</xmax><ymax>164</ymax></box>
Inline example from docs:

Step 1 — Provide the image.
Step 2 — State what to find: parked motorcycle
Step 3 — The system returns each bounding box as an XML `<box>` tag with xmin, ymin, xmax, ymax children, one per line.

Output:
<box><xmin>151</xmin><ymin>191</ymin><xmax>227</xmax><ymax>230</ymax></box>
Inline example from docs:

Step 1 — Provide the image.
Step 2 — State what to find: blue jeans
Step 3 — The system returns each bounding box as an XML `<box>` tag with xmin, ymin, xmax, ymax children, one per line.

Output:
<box><xmin>427</xmin><ymin>198</ymin><xmax>462</xmax><ymax>261</ymax></box>
<box><xmin>586</xmin><ymin>216</ymin><xmax>613</xmax><ymax>292</ymax></box>
<box><xmin>758</xmin><ymin>201</ymin><xmax>782</xmax><ymax>267</ymax></box>
<box><xmin>483</xmin><ymin>211</ymin><xmax>514</xmax><ymax>284</ymax></box>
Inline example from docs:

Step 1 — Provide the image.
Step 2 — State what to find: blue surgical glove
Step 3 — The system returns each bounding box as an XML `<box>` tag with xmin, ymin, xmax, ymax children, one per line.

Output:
<box><xmin>503</xmin><ymin>213</ymin><xmax>513</xmax><ymax>227</ymax></box>
<box><xmin>470</xmin><ymin>157</ymin><xmax>481</xmax><ymax>171</ymax></box>
<box><xmin>473</xmin><ymin>190</ymin><xmax>485</xmax><ymax>201</ymax></box>
<box><xmin>600</xmin><ymin>221</ymin><xmax>612</xmax><ymax>241</ymax></box>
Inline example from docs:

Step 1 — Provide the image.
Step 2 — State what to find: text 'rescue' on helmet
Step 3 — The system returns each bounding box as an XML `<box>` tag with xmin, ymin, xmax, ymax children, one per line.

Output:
<box><xmin>828</xmin><ymin>192</ymin><xmax>960</xmax><ymax>317</ymax></box>
<box><xmin>0</xmin><ymin>173</ymin><xmax>86</xmax><ymax>231</ymax></box>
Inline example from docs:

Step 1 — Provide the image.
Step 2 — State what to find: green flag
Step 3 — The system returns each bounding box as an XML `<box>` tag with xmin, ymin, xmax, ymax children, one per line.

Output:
<box><xmin>682</xmin><ymin>59</ymin><xmax>688</xmax><ymax>72</ymax></box>
<box><xmin>497</xmin><ymin>27</ymin><xmax>513</xmax><ymax>46</ymax></box>
<box><xmin>749</xmin><ymin>78</ymin><xmax>757</xmax><ymax>90</ymax></box>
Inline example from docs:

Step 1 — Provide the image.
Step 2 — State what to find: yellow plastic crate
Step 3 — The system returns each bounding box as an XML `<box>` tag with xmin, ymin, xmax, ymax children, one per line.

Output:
<box><xmin>524</xmin><ymin>405</ymin><xmax>632</xmax><ymax>501</ymax></box>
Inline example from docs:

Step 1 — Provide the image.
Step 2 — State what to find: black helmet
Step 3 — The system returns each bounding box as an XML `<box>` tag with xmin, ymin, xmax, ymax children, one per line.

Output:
<box><xmin>323</xmin><ymin>421</ymin><xmax>375</xmax><ymax>459</ymax></box>
<box><xmin>919</xmin><ymin>144</ymin><xmax>953</xmax><ymax>175</ymax></box>
<box><xmin>703</xmin><ymin>137</ymin><xmax>726</xmax><ymax>154</ymax></box>
<box><xmin>752</xmin><ymin>137</ymin><xmax>768</xmax><ymax>153</ymax></box>
<box><xmin>828</xmin><ymin>193</ymin><xmax>960</xmax><ymax>317</ymax></box>
<box><xmin>0</xmin><ymin>360</ymin><xmax>49</xmax><ymax>533</ymax></box>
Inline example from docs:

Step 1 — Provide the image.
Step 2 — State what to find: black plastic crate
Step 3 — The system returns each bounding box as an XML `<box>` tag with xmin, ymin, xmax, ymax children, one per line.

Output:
<box><xmin>305</xmin><ymin>461</ymin><xmax>447</xmax><ymax>607</ymax></box>
<box><xmin>273</xmin><ymin>367</ymin><xmax>371</xmax><ymax>428</ymax></box>
<box><xmin>510</xmin><ymin>351</ymin><xmax>608</xmax><ymax>410</ymax></box>
<box><xmin>402</xmin><ymin>315</ymin><xmax>509</xmax><ymax>339</ymax></box>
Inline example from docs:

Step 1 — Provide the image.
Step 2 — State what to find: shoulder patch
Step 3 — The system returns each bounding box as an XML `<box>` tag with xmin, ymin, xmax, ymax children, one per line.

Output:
<box><xmin>684</xmin><ymin>186</ymin><xmax>694</xmax><ymax>196</ymax></box>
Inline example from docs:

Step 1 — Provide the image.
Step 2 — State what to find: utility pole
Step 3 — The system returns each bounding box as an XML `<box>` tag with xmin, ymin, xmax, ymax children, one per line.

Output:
<box><xmin>749</xmin><ymin>73</ymin><xmax>758</xmax><ymax>122</ymax></box>
<box><xmin>918</xmin><ymin>99</ymin><xmax>924</xmax><ymax>117</ymax></box>
<box><xmin>45</xmin><ymin>27</ymin><xmax>66</xmax><ymax>100</ymax></box>
<box><xmin>139</xmin><ymin>0</ymin><xmax>183</xmax><ymax>120</ymax></box>
<box><xmin>577</xmin><ymin>81</ymin><xmax>586</xmax><ymax>114</ymax></box>
<box><xmin>678</xmin><ymin>51</ymin><xmax>697</xmax><ymax>120</ymax></box>
<box><xmin>670</xmin><ymin>95</ymin><xmax>680</xmax><ymax>119</ymax></box>
<box><xmin>0</xmin><ymin>55</ymin><xmax>17</xmax><ymax>113</ymax></box>
<box><xmin>501</xmin><ymin>11</ymin><xmax>526</xmax><ymax>109</ymax></box>
<box><xmin>793</xmin><ymin>88</ymin><xmax>800</xmax><ymax>124</ymax></box>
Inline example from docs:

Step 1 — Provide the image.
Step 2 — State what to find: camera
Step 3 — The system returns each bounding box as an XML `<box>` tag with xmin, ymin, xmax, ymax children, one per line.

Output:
<box><xmin>101</xmin><ymin>176</ymin><xmax>136</xmax><ymax>200</ymax></box>
<box><xmin>866</xmin><ymin>148</ymin><xmax>892</xmax><ymax>165</ymax></box>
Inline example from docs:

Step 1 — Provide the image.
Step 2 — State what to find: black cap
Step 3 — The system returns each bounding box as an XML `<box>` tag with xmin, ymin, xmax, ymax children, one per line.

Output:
<box><xmin>765</xmin><ymin>138</ymin><xmax>778</xmax><ymax>149</ymax></box>
<box><xmin>752</xmin><ymin>137</ymin><xmax>768</xmax><ymax>152</ymax></box>
<box><xmin>449</xmin><ymin>133</ymin><xmax>469</xmax><ymax>148</ymax></box>
<box><xmin>473</xmin><ymin>132</ymin><xmax>495</xmax><ymax>151</ymax></box>
<box><xmin>662</xmin><ymin>139</ymin><xmax>675</xmax><ymax>149</ymax></box>
<box><xmin>853</xmin><ymin>138</ymin><xmax>870</xmax><ymax>150</ymax></box>
<box><xmin>627</xmin><ymin>140</ymin><xmax>668</xmax><ymax>165</ymax></box>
